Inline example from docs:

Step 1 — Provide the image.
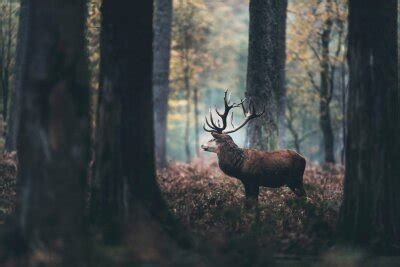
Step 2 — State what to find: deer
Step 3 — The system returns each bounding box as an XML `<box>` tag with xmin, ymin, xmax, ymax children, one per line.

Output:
<box><xmin>201</xmin><ymin>91</ymin><xmax>307</xmax><ymax>203</ymax></box>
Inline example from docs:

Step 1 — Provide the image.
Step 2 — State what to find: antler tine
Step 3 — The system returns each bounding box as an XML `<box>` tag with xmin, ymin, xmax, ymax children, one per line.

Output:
<box><xmin>204</xmin><ymin>109</ymin><xmax>224</xmax><ymax>133</ymax></box>
<box><xmin>230</xmin><ymin>112</ymin><xmax>235</xmax><ymax>128</ymax></box>
<box><xmin>249</xmin><ymin>100</ymin><xmax>256</xmax><ymax>114</ymax></box>
<box><xmin>209</xmin><ymin>109</ymin><xmax>221</xmax><ymax>129</ymax></box>
<box><xmin>232</xmin><ymin>97</ymin><xmax>246</xmax><ymax>109</ymax></box>
<box><xmin>205</xmin><ymin>116</ymin><xmax>214</xmax><ymax>130</ymax></box>
<box><xmin>215</xmin><ymin>106</ymin><xmax>223</xmax><ymax>117</ymax></box>
<box><xmin>203</xmin><ymin>124</ymin><xmax>215</xmax><ymax>133</ymax></box>
<box><xmin>215</xmin><ymin>90</ymin><xmax>241</xmax><ymax>131</ymax></box>
<box><xmin>240</xmin><ymin>98</ymin><xmax>247</xmax><ymax>116</ymax></box>
<box><xmin>223</xmin><ymin>89</ymin><xmax>229</xmax><ymax>107</ymax></box>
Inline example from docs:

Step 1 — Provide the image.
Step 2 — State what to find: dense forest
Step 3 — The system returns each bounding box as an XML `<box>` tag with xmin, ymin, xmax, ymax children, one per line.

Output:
<box><xmin>0</xmin><ymin>0</ymin><xmax>398</xmax><ymax>266</ymax></box>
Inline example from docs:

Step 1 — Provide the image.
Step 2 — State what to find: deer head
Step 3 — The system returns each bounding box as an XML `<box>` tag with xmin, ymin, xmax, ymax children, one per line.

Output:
<box><xmin>201</xmin><ymin>90</ymin><xmax>264</xmax><ymax>153</ymax></box>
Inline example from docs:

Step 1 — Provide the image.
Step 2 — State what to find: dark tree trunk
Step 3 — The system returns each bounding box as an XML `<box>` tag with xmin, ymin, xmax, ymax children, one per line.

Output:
<box><xmin>90</xmin><ymin>0</ymin><xmax>186</xmax><ymax>246</ymax></box>
<box><xmin>319</xmin><ymin>2</ymin><xmax>335</xmax><ymax>163</ymax></box>
<box><xmin>340</xmin><ymin>60</ymin><xmax>347</xmax><ymax>164</ymax></box>
<box><xmin>339</xmin><ymin>0</ymin><xmax>400</xmax><ymax>250</ymax></box>
<box><xmin>15</xmin><ymin>0</ymin><xmax>89</xmax><ymax>264</ymax></box>
<box><xmin>245</xmin><ymin>0</ymin><xmax>287</xmax><ymax>150</ymax></box>
<box><xmin>5</xmin><ymin>0</ymin><xmax>29</xmax><ymax>152</ymax></box>
<box><xmin>2</xmin><ymin>2</ymin><xmax>13</xmax><ymax>123</ymax></box>
<box><xmin>153</xmin><ymin>0</ymin><xmax>172</xmax><ymax>168</ymax></box>
<box><xmin>2</xmin><ymin>68</ymin><xmax>9</xmax><ymax>123</ymax></box>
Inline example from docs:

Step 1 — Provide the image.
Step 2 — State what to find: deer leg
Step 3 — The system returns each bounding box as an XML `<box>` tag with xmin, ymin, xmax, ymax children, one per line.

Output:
<box><xmin>296</xmin><ymin>185</ymin><xmax>307</xmax><ymax>197</ymax></box>
<box><xmin>243</xmin><ymin>182</ymin><xmax>259</xmax><ymax>202</ymax></box>
<box><xmin>289</xmin><ymin>184</ymin><xmax>307</xmax><ymax>198</ymax></box>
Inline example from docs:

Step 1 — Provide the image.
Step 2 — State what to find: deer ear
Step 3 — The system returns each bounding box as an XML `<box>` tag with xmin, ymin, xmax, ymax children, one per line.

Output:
<box><xmin>211</xmin><ymin>132</ymin><xmax>220</xmax><ymax>139</ymax></box>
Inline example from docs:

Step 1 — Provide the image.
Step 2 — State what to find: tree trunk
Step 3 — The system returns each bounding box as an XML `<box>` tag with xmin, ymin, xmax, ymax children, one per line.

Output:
<box><xmin>285</xmin><ymin>102</ymin><xmax>301</xmax><ymax>153</ymax></box>
<box><xmin>90</xmin><ymin>0</ymin><xmax>187</xmax><ymax>246</ymax></box>
<box><xmin>5</xmin><ymin>0</ymin><xmax>28</xmax><ymax>152</ymax></box>
<box><xmin>15</xmin><ymin>0</ymin><xmax>89</xmax><ymax>264</ymax></box>
<box><xmin>153</xmin><ymin>0</ymin><xmax>172</xmax><ymax>168</ymax></box>
<box><xmin>339</xmin><ymin>0</ymin><xmax>400</xmax><ymax>251</ymax></box>
<box><xmin>183</xmin><ymin>62</ymin><xmax>191</xmax><ymax>162</ymax></box>
<box><xmin>319</xmin><ymin>3</ymin><xmax>335</xmax><ymax>164</ymax></box>
<box><xmin>2</xmin><ymin>68</ymin><xmax>8</xmax><ymax>123</ymax></box>
<box><xmin>193</xmin><ymin>85</ymin><xmax>200</xmax><ymax>157</ymax></box>
<box><xmin>2</xmin><ymin>2</ymin><xmax>13</xmax><ymax>123</ymax></box>
<box><xmin>340</xmin><ymin>60</ymin><xmax>346</xmax><ymax>164</ymax></box>
<box><xmin>245</xmin><ymin>0</ymin><xmax>287</xmax><ymax>150</ymax></box>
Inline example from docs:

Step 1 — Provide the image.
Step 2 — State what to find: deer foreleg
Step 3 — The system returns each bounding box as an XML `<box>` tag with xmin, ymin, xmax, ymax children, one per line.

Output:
<box><xmin>243</xmin><ymin>182</ymin><xmax>259</xmax><ymax>202</ymax></box>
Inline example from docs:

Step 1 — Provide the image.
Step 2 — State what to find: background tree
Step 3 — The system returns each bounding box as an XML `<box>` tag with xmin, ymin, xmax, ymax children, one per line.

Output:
<box><xmin>286</xmin><ymin>0</ymin><xmax>347</xmax><ymax>162</ymax></box>
<box><xmin>154</xmin><ymin>0</ymin><xmax>173</xmax><ymax>168</ymax></box>
<box><xmin>167</xmin><ymin>0</ymin><xmax>248</xmax><ymax>162</ymax></box>
<box><xmin>245</xmin><ymin>0</ymin><xmax>288</xmax><ymax>150</ymax></box>
<box><xmin>15</xmin><ymin>0</ymin><xmax>90</xmax><ymax>264</ymax></box>
<box><xmin>339</xmin><ymin>0</ymin><xmax>400</xmax><ymax>250</ymax></box>
<box><xmin>3</xmin><ymin>0</ymin><xmax>21</xmax><ymax>152</ymax></box>
<box><xmin>86</xmin><ymin>0</ymin><xmax>101</xmax><ymax>122</ymax></box>
<box><xmin>170</xmin><ymin>0</ymin><xmax>211</xmax><ymax>161</ymax></box>
<box><xmin>0</xmin><ymin>2</ymin><xmax>17</xmax><ymax>124</ymax></box>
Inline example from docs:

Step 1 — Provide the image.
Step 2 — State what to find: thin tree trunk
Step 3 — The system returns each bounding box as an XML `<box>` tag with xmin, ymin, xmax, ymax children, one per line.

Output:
<box><xmin>339</xmin><ymin>0</ymin><xmax>400</xmax><ymax>250</ymax></box>
<box><xmin>16</xmin><ymin>0</ymin><xmax>89</xmax><ymax>264</ymax></box>
<box><xmin>153</xmin><ymin>0</ymin><xmax>172</xmax><ymax>168</ymax></box>
<box><xmin>2</xmin><ymin>2</ymin><xmax>13</xmax><ymax>123</ymax></box>
<box><xmin>319</xmin><ymin>0</ymin><xmax>335</xmax><ymax>163</ymax></box>
<box><xmin>184</xmin><ymin>69</ymin><xmax>191</xmax><ymax>162</ymax></box>
<box><xmin>340</xmin><ymin>60</ymin><xmax>346</xmax><ymax>164</ymax></box>
<box><xmin>246</xmin><ymin>0</ymin><xmax>288</xmax><ymax>150</ymax></box>
<box><xmin>5</xmin><ymin>0</ymin><xmax>28</xmax><ymax>152</ymax></box>
<box><xmin>193</xmin><ymin>85</ymin><xmax>200</xmax><ymax>157</ymax></box>
<box><xmin>289</xmin><ymin>127</ymin><xmax>301</xmax><ymax>153</ymax></box>
<box><xmin>285</xmin><ymin>102</ymin><xmax>301</xmax><ymax>153</ymax></box>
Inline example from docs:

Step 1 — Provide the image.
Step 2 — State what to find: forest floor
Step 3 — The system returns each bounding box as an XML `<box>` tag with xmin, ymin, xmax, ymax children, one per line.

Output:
<box><xmin>158</xmin><ymin>157</ymin><xmax>343</xmax><ymax>265</ymax></box>
<box><xmin>1</xmin><ymin>155</ymin><xmax>400</xmax><ymax>266</ymax></box>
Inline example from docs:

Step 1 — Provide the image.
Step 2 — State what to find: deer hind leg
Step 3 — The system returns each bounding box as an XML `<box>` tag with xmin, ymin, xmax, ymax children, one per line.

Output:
<box><xmin>243</xmin><ymin>182</ymin><xmax>259</xmax><ymax>202</ymax></box>
<box><xmin>288</xmin><ymin>182</ymin><xmax>307</xmax><ymax>198</ymax></box>
<box><xmin>290</xmin><ymin>185</ymin><xmax>307</xmax><ymax>197</ymax></box>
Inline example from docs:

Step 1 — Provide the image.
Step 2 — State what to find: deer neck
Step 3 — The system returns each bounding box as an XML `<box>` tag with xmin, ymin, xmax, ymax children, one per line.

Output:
<box><xmin>217</xmin><ymin>141</ymin><xmax>244</xmax><ymax>176</ymax></box>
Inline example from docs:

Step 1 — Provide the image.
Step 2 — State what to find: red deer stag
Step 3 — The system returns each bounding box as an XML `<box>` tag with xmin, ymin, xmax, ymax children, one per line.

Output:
<box><xmin>201</xmin><ymin>91</ymin><xmax>306</xmax><ymax>202</ymax></box>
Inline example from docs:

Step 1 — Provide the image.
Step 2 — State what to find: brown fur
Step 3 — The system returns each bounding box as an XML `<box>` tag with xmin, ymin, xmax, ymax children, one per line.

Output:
<box><xmin>211</xmin><ymin>133</ymin><xmax>306</xmax><ymax>201</ymax></box>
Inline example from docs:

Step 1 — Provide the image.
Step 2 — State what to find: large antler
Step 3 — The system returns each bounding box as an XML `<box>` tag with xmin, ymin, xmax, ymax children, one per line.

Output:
<box><xmin>223</xmin><ymin>99</ymin><xmax>265</xmax><ymax>134</ymax></box>
<box><xmin>203</xmin><ymin>90</ymin><xmax>245</xmax><ymax>133</ymax></box>
<box><xmin>203</xmin><ymin>90</ymin><xmax>264</xmax><ymax>134</ymax></box>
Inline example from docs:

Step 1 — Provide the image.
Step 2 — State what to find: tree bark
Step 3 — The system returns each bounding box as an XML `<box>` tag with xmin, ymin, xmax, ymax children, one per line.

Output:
<box><xmin>183</xmin><ymin>60</ymin><xmax>191</xmax><ymax>162</ymax></box>
<box><xmin>245</xmin><ymin>0</ymin><xmax>287</xmax><ymax>150</ymax></box>
<box><xmin>339</xmin><ymin>0</ymin><xmax>400</xmax><ymax>251</ymax></box>
<box><xmin>153</xmin><ymin>0</ymin><xmax>172</xmax><ymax>168</ymax></box>
<box><xmin>5</xmin><ymin>0</ymin><xmax>29</xmax><ymax>152</ymax></box>
<box><xmin>193</xmin><ymin>85</ymin><xmax>200</xmax><ymax>157</ymax></box>
<box><xmin>15</xmin><ymin>0</ymin><xmax>89</xmax><ymax>264</ymax></box>
<box><xmin>2</xmin><ymin>2</ymin><xmax>13</xmax><ymax>123</ymax></box>
<box><xmin>319</xmin><ymin>1</ymin><xmax>335</xmax><ymax>163</ymax></box>
<box><xmin>90</xmin><ymin>0</ymin><xmax>187</xmax><ymax>246</ymax></box>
